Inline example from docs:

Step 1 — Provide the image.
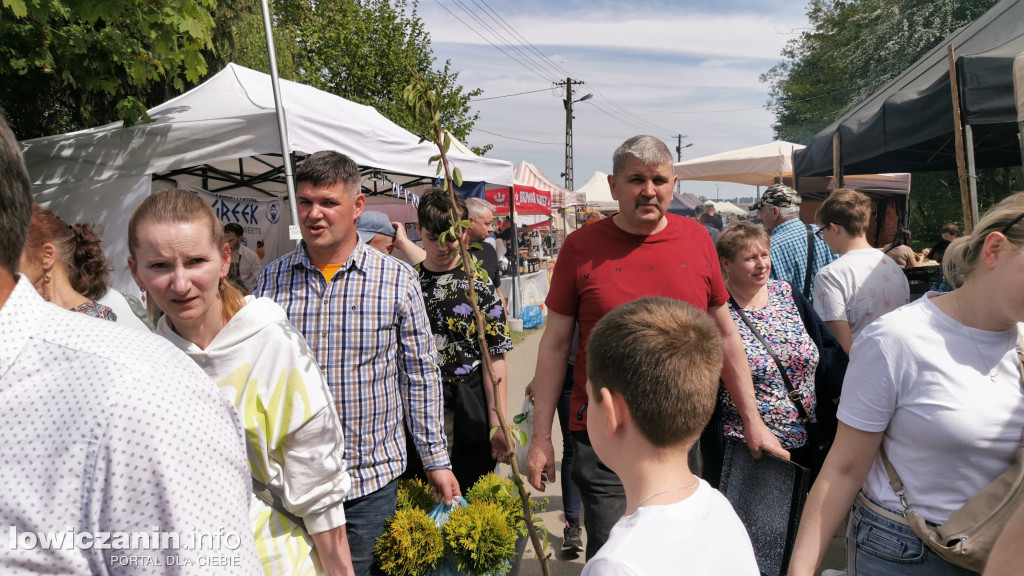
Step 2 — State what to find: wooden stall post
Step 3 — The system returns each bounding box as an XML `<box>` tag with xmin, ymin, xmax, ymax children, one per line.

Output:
<box><xmin>948</xmin><ymin>44</ymin><xmax>974</xmax><ymax>233</ymax></box>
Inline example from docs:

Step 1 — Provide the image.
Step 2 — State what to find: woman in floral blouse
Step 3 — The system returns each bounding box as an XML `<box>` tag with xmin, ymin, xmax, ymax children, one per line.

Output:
<box><xmin>702</xmin><ymin>220</ymin><xmax>845</xmax><ymax>484</ymax></box>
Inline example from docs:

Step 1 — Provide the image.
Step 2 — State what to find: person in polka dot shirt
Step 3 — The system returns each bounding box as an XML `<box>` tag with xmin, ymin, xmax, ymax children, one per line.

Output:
<box><xmin>0</xmin><ymin>116</ymin><xmax>260</xmax><ymax>574</ymax></box>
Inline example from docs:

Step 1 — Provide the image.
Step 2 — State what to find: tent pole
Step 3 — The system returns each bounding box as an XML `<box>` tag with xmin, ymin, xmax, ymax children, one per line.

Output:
<box><xmin>791</xmin><ymin>147</ymin><xmax>800</xmax><ymax>193</ymax></box>
<box><xmin>948</xmin><ymin>44</ymin><xmax>974</xmax><ymax>233</ymax></box>
<box><xmin>508</xmin><ymin>186</ymin><xmax>520</xmax><ymax>320</ymax></box>
<box><xmin>832</xmin><ymin>133</ymin><xmax>843</xmax><ymax>188</ymax></box>
<box><xmin>260</xmin><ymin>0</ymin><xmax>301</xmax><ymax>244</ymax></box>
<box><xmin>1019</xmin><ymin>121</ymin><xmax>1024</xmax><ymax>171</ymax></box>
<box><xmin>965</xmin><ymin>124</ymin><xmax>980</xmax><ymax>228</ymax></box>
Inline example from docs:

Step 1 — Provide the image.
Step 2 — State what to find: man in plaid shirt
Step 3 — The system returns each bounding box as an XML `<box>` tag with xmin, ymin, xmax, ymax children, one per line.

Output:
<box><xmin>753</xmin><ymin>184</ymin><xmax>836</xmax><ymax>300</ymax></box>
<box><xmin>254</xmin><ymin>151</ymin><xmax>457</xmax><ymax>576</ymax></box>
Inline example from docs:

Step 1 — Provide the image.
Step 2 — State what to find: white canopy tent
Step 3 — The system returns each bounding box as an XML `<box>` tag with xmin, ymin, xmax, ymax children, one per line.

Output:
<box><xmin>577</xmin><ymin>171</ymin><xmax>616</xmax><ymax>211</ymax></box>
<box><xmin>705</xmin><ymin>200</ymin><xmax>748</xmax><ymax>217</ymax></box>
<box><xmin>674</xmin><ymin>141</ymin><xmax>805</xmax><ymax>187</ymax></box>
<box><xmin>20</xmin><ymin>63</ymin><xmax>514</xmax><ymax>293</ymax></box>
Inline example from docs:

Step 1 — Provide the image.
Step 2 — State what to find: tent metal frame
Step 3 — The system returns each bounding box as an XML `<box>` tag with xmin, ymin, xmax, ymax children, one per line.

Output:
<box><xmin>153</xmin><ymin>152</ymin><xmax>439</xmax><ymax>198</ymax></box>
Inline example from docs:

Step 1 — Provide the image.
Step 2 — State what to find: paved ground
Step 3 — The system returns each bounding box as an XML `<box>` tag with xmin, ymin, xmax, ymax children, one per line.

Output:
<box><xmin>502</xmin><ymin>325</ymin><xmax>847</xmax><ymax>576</ymax></box>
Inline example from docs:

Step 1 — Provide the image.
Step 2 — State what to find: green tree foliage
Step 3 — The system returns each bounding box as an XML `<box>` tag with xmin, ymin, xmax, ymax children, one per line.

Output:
<box><xmin>762</xmin><ymin>0</ymin><xmax>998</xmax><ymax>143</ymax></box>
<box><xmin>233</xmin><ymin>0</ymin><xmax>491</xmax><ymax>155</ymax></box>
<box><xmin>0</xmin><ymin>0</ymin><xmax>245</xmax><ymax>138</ymax></box>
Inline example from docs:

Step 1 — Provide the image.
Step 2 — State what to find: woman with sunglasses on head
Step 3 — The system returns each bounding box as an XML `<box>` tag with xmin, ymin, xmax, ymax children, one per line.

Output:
<box><xmin>789</xmin><ymin>193</ymin><xmax>1024</xmax><ymax>576</ymax></box>
<box><xmin>128</xmin><ymin>188</ymin><xmax>354</xmax><ymax>576</ymax></box>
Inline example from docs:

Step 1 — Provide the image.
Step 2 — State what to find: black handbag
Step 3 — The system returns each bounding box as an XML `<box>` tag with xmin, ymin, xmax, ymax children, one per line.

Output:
<box><xmin>720</xmin><ymin>438</ymin><xmax>809</xmax><ymax>576</ymax></box>
<box><xmin>729</xmin><ymin>296</ymin><xmax>832</xmax><ymax>476</ymax></box>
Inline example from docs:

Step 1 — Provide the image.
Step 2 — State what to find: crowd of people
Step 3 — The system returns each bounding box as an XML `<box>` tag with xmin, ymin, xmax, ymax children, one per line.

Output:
<box><xmin>2</xmin><ymin>114</ymin><xmax>1023</xmax><ymax>576</ymax></box>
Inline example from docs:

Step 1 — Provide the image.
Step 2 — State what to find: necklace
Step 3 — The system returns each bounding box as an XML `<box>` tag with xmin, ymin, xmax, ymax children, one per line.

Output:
<box><xmin>627</xmin><ymin>475</ymin><xmax>699</xmax><ymax>515</ymax></box>
<box><xmin>956</xmin><ymin>291</ymin><xmax>1012</xmax><ymax>383</ymax></box>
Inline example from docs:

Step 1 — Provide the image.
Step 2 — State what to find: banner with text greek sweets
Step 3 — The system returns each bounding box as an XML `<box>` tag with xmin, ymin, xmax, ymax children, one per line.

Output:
<box><xmin>193</xmin><ymin>189</ymin><xmax>286</xmax><ymax>265</ymax></box>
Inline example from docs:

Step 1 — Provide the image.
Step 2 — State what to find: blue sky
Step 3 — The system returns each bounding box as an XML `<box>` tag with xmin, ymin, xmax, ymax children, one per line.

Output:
<box><xmin>419</xmin><ymin>0</ymin><xmax>811</xmax><ymax>200</ymax></box>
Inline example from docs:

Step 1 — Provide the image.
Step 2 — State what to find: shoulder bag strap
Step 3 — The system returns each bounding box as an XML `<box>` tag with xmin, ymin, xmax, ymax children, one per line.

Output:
<box><xmin>881</xmin><ymin>334</ymin><xmax>1024</xmax><ymax>517</ymax></box>
<box><xmin>804</xmin><ymin>223</ymin><xmax>815</xmax><ymax>300</ymax></box>
<box><xmin>729</xmin><ymin>296</ymin><xmax>813</xmax><ymax>424</ymax></box>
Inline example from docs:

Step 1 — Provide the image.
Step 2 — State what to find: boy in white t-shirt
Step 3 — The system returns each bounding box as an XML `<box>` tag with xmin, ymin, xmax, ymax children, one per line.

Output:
<box><xmin>580</xmin><ymin>297</ymin><xmax>758</xmax><ymax>576</ymax></box>
<box><xmin>812</xmin><ymin>188</ymin><xmax>909</xmax><ymax>353</ymax></box>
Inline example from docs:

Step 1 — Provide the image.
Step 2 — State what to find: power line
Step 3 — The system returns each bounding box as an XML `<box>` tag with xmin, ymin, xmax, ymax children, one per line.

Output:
<box><xmin>461</xmin><ymin>0</ymin><xmax>565</xmax><ymax>81</ymax></box>
<box><xmin>433</xmin><ymin>0</ymin><xmax>555</xmax><ymax>84</ymax></box>
<box><xmin>470</xmin><ymin>87</ymin><xmax>555</xmax><ymax>102</ymax></box>
<box><xmin>472</xmin><ymin>128</ymin><xmax>562</xmax><ymax>145</ymax></box>
<box><xmin>443</xmin><ymin>0</ymin><xmax>665</xmax><ymax>136</ymax></box>
<box><xmin>470</xmin><ymin>0</ymin><xmax>573</xmax><ymax>80</ymax></box>
<box><xmin>440</xmin><ymin>0</ymin><xmax>559</xmax><ymax>84</ymax></box>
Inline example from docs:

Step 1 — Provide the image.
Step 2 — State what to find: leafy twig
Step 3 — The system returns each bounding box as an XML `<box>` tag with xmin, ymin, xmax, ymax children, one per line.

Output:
<box><xmin>404</xmin><ymin>73</ymin><xmax>551</xmax><ymax>576</ymax></box>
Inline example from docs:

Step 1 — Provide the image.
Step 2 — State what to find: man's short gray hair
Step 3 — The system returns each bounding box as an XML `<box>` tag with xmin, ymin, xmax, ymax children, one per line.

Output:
<box><xmin>779</xmin><ymin>206</ymin><xmax>801</xmax><ymax>219</ymax></box>
<box><xmin>465</xmin><ymin>197</ymin><xmax>495</xmax><ymax>218</ymax></box>
<box><xmin>612</xmin><ymin>136</ymin><xmax>673</xmax><ymax>175</ymax></box>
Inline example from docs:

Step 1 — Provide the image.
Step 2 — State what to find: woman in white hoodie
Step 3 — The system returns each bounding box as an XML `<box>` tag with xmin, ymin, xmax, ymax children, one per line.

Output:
<box><xmin>128</xmin><ymin>188</ymin><xmax>354</xmax><ymax>576</ymax></box>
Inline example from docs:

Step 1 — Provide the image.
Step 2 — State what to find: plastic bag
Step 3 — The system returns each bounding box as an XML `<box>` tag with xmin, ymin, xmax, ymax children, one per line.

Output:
<box><xmin>426</xmin><ymin>498</ymin><xmax>467</xmax><ymax>576</ymax></box>
<box><xmin>513</xmin><ymin>397</ymin><xmax>533</xmax><ymax>474</ymax></box>
<box><xmin>521</xmin><ymin>305</ymin><xmax>543</xmax><ymax>329</ymax></box>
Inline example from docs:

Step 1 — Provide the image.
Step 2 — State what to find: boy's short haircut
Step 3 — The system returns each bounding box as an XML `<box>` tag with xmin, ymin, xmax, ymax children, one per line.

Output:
<box><xmin>816</xmin><ymin>188</ymin><xmax>871</xmax><ymax>237</ymax></box>
<box><xmin>417</xmin><ymin>187</ymin><xmax>468</xmax><ymax>237</ymax></box>
<box><xmin>586</xmin><ymin>297</ymin><xmax>722</xmax><ymax>448</ymax></box>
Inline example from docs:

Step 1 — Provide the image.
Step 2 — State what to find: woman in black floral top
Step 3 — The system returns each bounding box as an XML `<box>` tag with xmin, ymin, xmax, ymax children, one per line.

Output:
<box><xmin>19</xmin><ymin>204</ymin><xmax>117</xmax><ymax>321</ymax></box>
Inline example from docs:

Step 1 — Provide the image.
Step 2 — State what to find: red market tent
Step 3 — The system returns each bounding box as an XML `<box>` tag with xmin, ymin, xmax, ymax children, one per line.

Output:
<box><xmin>514</xmin><ymin>161</ymin><xmax>583</xmax><ymax>209</ymax></box>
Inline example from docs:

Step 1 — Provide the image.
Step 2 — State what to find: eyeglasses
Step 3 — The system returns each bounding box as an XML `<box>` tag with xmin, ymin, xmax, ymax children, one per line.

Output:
<box><xmin>814</xmin><ymin>226</ymin><xmax>826</xmax><ymax>240</ymax></box>
<box><xmin>1001</xmin><ymin>212</ymin><xmax>1024</xmax><ymax>235</ymax></box>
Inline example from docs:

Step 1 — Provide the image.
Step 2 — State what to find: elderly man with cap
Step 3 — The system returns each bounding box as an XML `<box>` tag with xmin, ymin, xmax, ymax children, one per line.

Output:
<box><xmin>357</xmin><ymin>210</ymin><xmax>397</xmax><ymax>255</ymax></box>
<box><xmin>753</xmin><ymin>184</ymin><xmax>836</xmax><ymax>301</ymax></box>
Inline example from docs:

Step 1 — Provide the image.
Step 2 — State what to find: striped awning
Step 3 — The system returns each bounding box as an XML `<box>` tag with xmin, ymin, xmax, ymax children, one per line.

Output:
<box><xmin>514</xmin><ymin>161</ymin><xmax>585</xmax><ymax>208</ymax></box>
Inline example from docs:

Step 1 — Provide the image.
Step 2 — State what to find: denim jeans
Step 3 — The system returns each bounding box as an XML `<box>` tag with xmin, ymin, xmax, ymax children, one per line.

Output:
<box><xmin>344</xmin><ymin>479</ymin><xmax>399</xmax><ymax>576</ymax></box>
<box><xmin>570</xmin><ymin>430</ymin><xmax>626</xmax><ymax>560</ymax></box>
<box><xmin>556</xmin><ymin>365</ymin><xmax>582</xmax><ymax>523</ymax></box>
<box><xmin>847</xmin><ymin>493</ymin><xmax>979</xmax><ymax>576</ymax></box>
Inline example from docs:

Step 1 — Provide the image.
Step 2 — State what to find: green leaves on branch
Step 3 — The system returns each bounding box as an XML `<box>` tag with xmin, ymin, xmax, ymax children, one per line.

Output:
<box><xmin>0</xmin><ymin>0</ymin><xmax>225</xmax><ymax>136</ymax></box>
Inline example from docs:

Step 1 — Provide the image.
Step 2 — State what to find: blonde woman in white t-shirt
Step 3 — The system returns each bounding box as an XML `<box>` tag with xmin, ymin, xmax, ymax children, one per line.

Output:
<box><xmin>789</xmin><ymin>192</ymin><xmax>1024</xmax><ymax>576</ymax></box>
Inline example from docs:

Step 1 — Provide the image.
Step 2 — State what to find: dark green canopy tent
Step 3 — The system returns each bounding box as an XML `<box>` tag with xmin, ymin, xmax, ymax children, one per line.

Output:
<box><xmin>794</xmin><ymin>0</ymin><xmax>1024</xmax><ymax>179</ymax></box>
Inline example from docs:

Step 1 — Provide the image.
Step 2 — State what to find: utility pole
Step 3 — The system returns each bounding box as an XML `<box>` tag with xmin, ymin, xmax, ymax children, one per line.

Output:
<box><xmin>558</xmin><ymin>77</ymin><xmax>588</xmax><ymax>191</ymax></box>
<box><xmin>674</xmin><ymin>134</ymin><xmax>690</xmax><ymax>194</ymax></box>
<box><xmin>671</xmin><ymin>133</ymin><xmax>696</xmax><ymax>193</ymax></box>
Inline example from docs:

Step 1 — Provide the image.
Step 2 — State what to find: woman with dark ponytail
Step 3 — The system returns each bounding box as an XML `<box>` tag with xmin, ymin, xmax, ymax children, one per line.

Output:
<box><xmin>881</xmin><ymin>228</ymin><xmax>919</xmax><ymax>269</ymax></box>
<box><xmin>19</xmin><ymin>204</ymin><xmax>117</xmax><ymax>320</ymax></box>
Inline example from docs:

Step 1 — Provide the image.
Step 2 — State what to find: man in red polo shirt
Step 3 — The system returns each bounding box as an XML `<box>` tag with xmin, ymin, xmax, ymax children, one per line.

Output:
<box><xmin>525</xmin><ymin>135</ymin><xmax>788</xmax><ymax>559</ymax></box>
